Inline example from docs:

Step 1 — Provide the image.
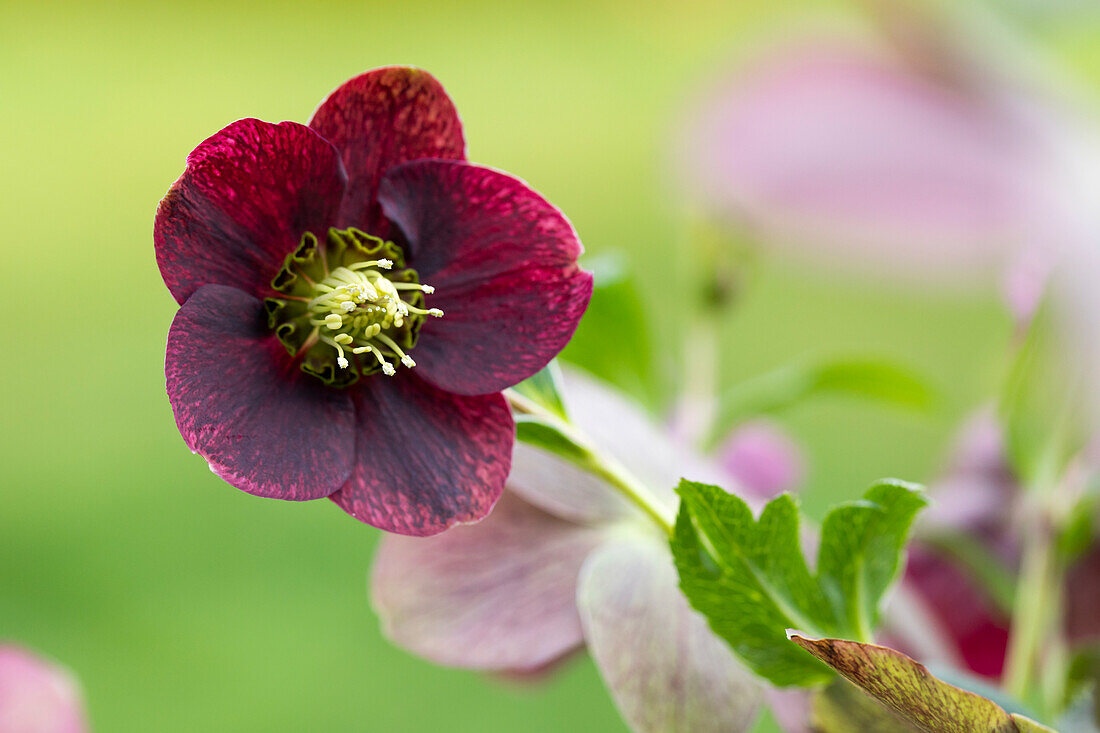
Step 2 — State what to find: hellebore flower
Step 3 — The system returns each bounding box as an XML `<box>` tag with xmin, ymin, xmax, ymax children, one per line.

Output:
<box><xmin>899</xmin><ymin>409</ymin><xmax>1100</xmax><ymax>679</ymax></box>
<box><xmin>371</xmin><ymin>370</ymin><xmax>761</xmax><ymax>732</ymax></box>
<box><xmin>672</xmin><ymin>20</ymin><xmax>1093</xmax><ymax>325</ymax></box>
<box><xmin>155</xmin><ymin>68</ymin><xmax>592</xmax><ymax>535</ymax></box>
<box><xmin>902</xmin><ymin>411</ymin><xmax>1017</xmax><ymax>679</ymax></box>
<box><xmin>0</xmin><ymin>645</ymin><xmax>86</xmax><ymax>733</ymax></box>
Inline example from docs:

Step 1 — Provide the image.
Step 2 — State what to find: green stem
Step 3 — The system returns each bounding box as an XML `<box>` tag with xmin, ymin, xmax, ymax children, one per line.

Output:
<box><xmin>583</xmin><ymin>451</ymin><xmax>674</xmax><ymax>535</ymax></box>
<box><xmin>505</xmin><ymin>390</ymin><xmax>674</xmax><ymax>535</ymax></box>
<box><xmin>1003</xmin><ymin>499</ymin><xmax>1064</xmax><ymax>716</ymax></box>
<box><xmin>675</xmin><ymin>311</ymin><xmax>720</xmax><ymax>448</ymax></box>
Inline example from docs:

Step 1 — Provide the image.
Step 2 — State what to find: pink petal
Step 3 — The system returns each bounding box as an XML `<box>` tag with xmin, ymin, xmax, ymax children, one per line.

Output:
<box><xmin>0</xmin><ymin>645</ymin><xmax>86</xmax><ymax>733</ymax></box>
<box><xmin>378</xmin><ymin>160</ymin><xmax>592</xmax><ymax>396</ymax></box>
<box><xmin>330</xmin><ymin>372</ymin><xmax>513</xmax><ymax>536</ymax></box>
<box><xmin>718</xmin><ymin>420</ymin><xmax>805</xmax><ymax>498</ymax></box>
<box><xmin>309</xmin><ymin>67</ymin><xmax>466</xmax><ymax>240</ymax></box>
<box><xmin>155</xmin><ymin>118</ymin><xmax>346</xmax><ymax>303</ymax></box>
<box><xmin>676</xmin><ymin>43</ymin><xmax>1038</xmax><ymax>275</ymax></box>
<box><xmin>370</xmin><ymin>493</ymin><xmax>602</xmax><ymax>670</ymax></box>
<box><xmin>577</xmin><ymin>537</ymin><xmax>761</xmax><ymax>733</ymax></box>
<box><xmin>165</xmin><ymin>284</ymin><xmax>356</xmax><ymax>501</ymax></box>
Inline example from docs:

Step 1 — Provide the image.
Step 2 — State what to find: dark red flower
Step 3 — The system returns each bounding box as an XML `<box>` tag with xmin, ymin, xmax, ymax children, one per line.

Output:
<box><xmin>155</xmin><ymin>68</ymin><xmax>592</xmax><ymax>536</ymax></box>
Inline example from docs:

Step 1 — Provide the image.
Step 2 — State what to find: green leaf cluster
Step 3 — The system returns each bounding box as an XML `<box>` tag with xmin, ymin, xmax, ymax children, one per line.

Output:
<box><xmin>671</xmin><ymin>479</ymin><xmax>926</xmax><ymax>686</ymax></box>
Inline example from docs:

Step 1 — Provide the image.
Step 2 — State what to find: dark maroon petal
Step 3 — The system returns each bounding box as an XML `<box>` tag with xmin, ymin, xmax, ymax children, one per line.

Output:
<box><xmin>166</xmin><ymin>284</ymin><xmax>356</xmax><ymax>500</ymax></box>
<box><xmin>330</xmin><ymin>372</ymin><xmax>513</xmax><ymax>535</ymax></box>
<box><xmin>155</xmin><ymin>118</ymin><xmax>346</xmax><ymax>304</ymax></box>
<box><xmin>379</xmin><ymin>160</ymin><xmax>593</xmax><ymax>395</ymax></box>
<box><xmin>308</xmin><ymin>67</ymin><xmax>466</xmax><ymax>238</ymax></box>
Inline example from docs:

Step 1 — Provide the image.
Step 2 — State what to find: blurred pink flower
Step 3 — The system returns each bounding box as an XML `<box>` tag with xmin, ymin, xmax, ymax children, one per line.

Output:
<box><xmin>0</xmin><ymin>645</ymin><xmax>86</xmax><ymax>733</ymax></box>
<box><xmin>673</xmin><ymin>25</ymin><xmax>1096</xmax><ymax>327</ymax></box>
<box><xmin>371</xmin><ymin>370</ymin><xmax>762</xmax><ymax>732</ymax></box>
<box><xmin>676</xmin><ymin>40</ymin><xmax>1042</xmax><ymax>271</ymax></box>
<box><xmin>717</xmin><ymin>419</ymin><xmax>805</xmax><ymax>498</ymax></box>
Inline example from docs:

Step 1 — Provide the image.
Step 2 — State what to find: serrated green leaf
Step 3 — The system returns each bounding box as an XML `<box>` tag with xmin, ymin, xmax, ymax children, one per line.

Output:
<box><xmin>817</xmin><ymin>481</ymin><xmax>928</xmax><ymax>640</ymax></box>
<box><xmin>511</xmin><ymin>361</ymin><xmax>568</xmax><ymax>420</ymax></box>
<box><xmin>708</xmin><ymin>357</ymin><xmax>934</xmax><ymax>447</ymax></box>
<box><xmin>670</xmin><ymin>479</ymin><xmax>926</xmax><ymax>687</ymax></box>
<box><xmin>788</xmin><ymin>634</ymin><xmax>1058</xmax><ymax>733</ymax></box>
<box><xmin>672</xmin><ymin>484</ymin><xmax>832</xmax><ymax>686</ymax></box>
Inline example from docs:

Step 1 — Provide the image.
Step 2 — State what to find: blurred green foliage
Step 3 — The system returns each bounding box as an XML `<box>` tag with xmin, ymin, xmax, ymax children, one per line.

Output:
<box><xmin>3</xmin><ymin>0</ymin><xmax>1100</xmax><ymax>731</ymax></box>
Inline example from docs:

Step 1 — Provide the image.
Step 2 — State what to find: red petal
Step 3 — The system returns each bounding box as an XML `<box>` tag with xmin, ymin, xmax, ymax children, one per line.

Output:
<box><xmin>166</xmin><ymin>285</ymin><xmax>356</xmax><ymax>500</ymax></box>
<box><xmin>330</xmin><ymin>372</ymin><xmax>513</xmax><ymax>536</ymax></box>
<box><xmin>155</xmin><ymin>119</ymin><xmax>346</xmax><ymax>303</ymax></box>
<box><xmin>309</xmin><ymin>67</ymin><xmax>466</xmax><ymax>238</ymax></box>
<box><xmin>903</xmin><ymin>547</ymin><xmax>1010</xmax><ymax>679</ymax></box>
<box><xmin>379</xmin><ymin>160</ymin><xmax>593</xmax><ymax>395</ymax></box>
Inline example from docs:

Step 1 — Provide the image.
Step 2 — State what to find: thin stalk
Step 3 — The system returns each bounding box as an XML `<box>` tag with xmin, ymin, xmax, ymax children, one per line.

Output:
<box><xmin>505</xmin><ymin>390</ymin><xmax>674</xmax><ymax>535</ymax></box>
<box><xmin>1003</xmin><ymin>499</ymin><xmax>1065</xmax><ymax>717</ymax></box>
<box><xmin>673</xmin><ymin>311</ymin><xmax>720</xmax><ymax>448</ymax></box>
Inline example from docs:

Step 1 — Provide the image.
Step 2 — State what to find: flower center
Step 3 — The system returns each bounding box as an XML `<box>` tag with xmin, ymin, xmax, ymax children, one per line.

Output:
<box><xmin>265</xmin><ymin>228</ymin><xmax>442</xmax><ymax>387</ymax></box>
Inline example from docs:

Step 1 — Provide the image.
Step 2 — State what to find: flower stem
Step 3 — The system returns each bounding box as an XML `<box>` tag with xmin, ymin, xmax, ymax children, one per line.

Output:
<box><xmin>505</xmin><ymin>390</ymin><xmax>674</xmax><ymax>535</ymax></box>
<box><xmin>583</xmin><ymin>450</ymin><xmax>675</xmax><ymax>535</ymax></box>
<box><xmin>672</xmin><ymin>312</ymin><xmax>720</xmax><ymax>447</ymax></box>
<box><xmin>1003</xmin><ymin>493</ymin><xmax>1065</xmax><ymax>716</ymax></box>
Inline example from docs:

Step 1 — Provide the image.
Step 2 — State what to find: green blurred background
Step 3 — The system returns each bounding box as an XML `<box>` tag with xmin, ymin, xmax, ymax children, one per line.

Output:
<box><xmin>3</xmin><ymin>1</ymin><xmax>1099</xmax><ymax>730</ymax></box>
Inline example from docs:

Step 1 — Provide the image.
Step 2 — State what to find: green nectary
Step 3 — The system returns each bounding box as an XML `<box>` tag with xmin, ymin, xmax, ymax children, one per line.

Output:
<box><xmin>264</xmin><ymin>227</ymin><xmax>442</xmax><ymax>387</ymax></box>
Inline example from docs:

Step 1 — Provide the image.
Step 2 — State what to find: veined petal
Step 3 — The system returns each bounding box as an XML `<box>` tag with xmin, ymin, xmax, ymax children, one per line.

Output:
<box><xmin>378</xmin><ymin>160</ymin><xmax>592</xmax><ymax>396</ymax></box>
<box><xmin>155</xmin><ymin>119</ymin><xmax>346</xmax><ymax>303</ymax></box>
<box><xmin>0</xmin><ymin>645</ymin><xmax>86</xmax><ymax>733</ymax></box>
<box><xmin>309</xmin><ymin>66</ymin><xmax>466</xmax><ymax>238</ymax></box>
<box><xmin>330</xmin><ymin>372</ymin><xmax>513</xmax><ymax>536</ymax></box>
<box><xmin>577</xmin><ymin>537</ymin><xmax>761</xmax><ymax>733</ymax></box>
<box><xmin>371</xmin><ymin>493</ymin><xmax>602</xmax><ymax>671</ymax></box>
<box><xmin>165</xmin><ymin>285</ymin><xmax>356</xmax><ymax>500</ymax></box>
<box><xmin>509</xmin><ymin>441</ymin><xmax>639</xmax><ymax>525</ymax></box>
